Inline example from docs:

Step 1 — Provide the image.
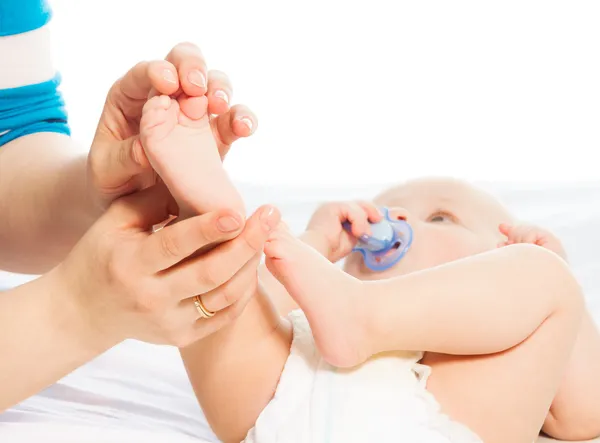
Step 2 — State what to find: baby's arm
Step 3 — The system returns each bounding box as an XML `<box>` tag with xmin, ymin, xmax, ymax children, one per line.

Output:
<box><xmin>500</xmin><ymin>223</ymin><xmax>600</xmax><ymax>440</ymax></box>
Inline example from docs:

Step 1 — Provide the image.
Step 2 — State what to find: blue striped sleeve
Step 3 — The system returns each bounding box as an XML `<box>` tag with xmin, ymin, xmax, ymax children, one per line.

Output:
<box><xmin>0</xmin><ymin>75</ymin><xmax>70</xmax><ymax>147</ymax></box>
<box><xmin>0</xmin><ymin>1</ymin><xmax>70</xmax><ymax>146</ymax></box>
<box><xmin>0</xmin><ymin>0</ymin><xmax>51</xmax><ymax>37</ymax></box>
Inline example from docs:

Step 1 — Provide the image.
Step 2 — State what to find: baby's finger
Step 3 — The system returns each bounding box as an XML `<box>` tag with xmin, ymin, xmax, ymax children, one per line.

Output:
<box><xmin>344</xmin><ymin>203</ymin><xmax>372</xmax><ymax>237</ymax></box>
<box><xmin>522</xmin><ymin>228</ymin><xmax>539</xmax><ymax>245</ymax></box>
<box><xmin>206</xmin><ymin>70</ymin><xmax>232</xmax><ymax>116</ymax></box>
<box><xmin>356</xmin><ymin>201</ymin><xmax>383</xmax><ymax>223</ymax></box>
<box><xmin>498</xmin><ymin>223</ymin><xmax>512</xmax><ymax>237</ymax></box>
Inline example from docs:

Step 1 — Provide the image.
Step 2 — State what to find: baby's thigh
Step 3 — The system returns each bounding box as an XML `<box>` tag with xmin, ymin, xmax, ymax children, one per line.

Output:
<box><xmin>422</xmin><ymin>302</ymin><xmax>581</xmax><ymax>443</ymax></box>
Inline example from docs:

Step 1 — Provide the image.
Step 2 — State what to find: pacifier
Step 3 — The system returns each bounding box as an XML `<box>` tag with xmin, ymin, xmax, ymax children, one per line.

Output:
<box><xmin>342</xmin><ymin>207</ymin><xmax>413</xmax><ymax>272</ymax></box>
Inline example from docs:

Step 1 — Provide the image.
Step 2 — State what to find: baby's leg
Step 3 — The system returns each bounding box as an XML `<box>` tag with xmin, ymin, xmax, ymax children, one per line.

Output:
<box><xmin>180</xmin><ymin>282</ymin><xmax>292</xmax><ymax>443</ymax></box>
<box><xmin>542</xmin><ymin>309</ymin><xmax>600</xmax><ymax>440</ymax></box>
<box><xmin>266</xmin><ymin>234</ymin><xmax>583</xmax><ymax>442</ymax></box>
<box><xmin>421</xmin><ymin>294</ymin><xmax>581</xmax><ymax>443</ymax></box>
<box><xmin>266</xmin><ymin>234</ymin><xmax>581</xmax><ymax>363</ymax></box>
<box><xmin>139</xmin><ymin>95</ymin><xmax>244</xmax><ymax>218</ymax></box>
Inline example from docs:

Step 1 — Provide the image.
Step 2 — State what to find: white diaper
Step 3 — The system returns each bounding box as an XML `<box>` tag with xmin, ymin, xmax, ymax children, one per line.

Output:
<box><xmin>245</xmin><ymin>310</ymin><xmax>482</xmax><ymax>443</ymax></box>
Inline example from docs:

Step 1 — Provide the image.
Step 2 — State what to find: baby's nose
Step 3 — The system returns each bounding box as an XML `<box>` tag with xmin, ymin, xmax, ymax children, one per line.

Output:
<box><xmin>387</xmin><ymin>207</ymin><xmax>411</xmax><ymax>222</ymax></box>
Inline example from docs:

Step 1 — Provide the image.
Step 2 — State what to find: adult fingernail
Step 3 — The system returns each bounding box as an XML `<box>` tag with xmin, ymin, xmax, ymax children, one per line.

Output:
<box><xmin>217</xmin><ymin>216</ymin><xmax>241</xmax><ymax>232</ymax></box>
<box><xmin>188</xmin><ymin>70</ymin><xmax>207</xmax><ymax>88</ymax></box>
<box><xmin>260</xmin><ymin>206</ymin><xmax>278</xmax><ymax>231</ymax></box>
<box><xmin>163</xmin><ymin>69</ymin><xmax>177</xmax><ymax>84</ymax></box>
<box><xmin>239</xmin><ymin>117</ymin><xmax>254</xmax><ymax>132</ymax></box>
<box><xmin>214</xmin><ymin>90</ymin><xmax>229</xmax><ymax>104</ymax></box>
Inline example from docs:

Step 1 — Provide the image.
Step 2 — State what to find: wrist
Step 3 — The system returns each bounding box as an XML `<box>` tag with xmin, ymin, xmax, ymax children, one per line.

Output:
<box><xmin>45</xmin><ymin>265</ymin><xmax>119</xmax><ymax>356</ymax></box>
<box><xmin>83</xmin><ymin>157</ymin><xmax>107</xmax><ymax>220</ymax></box>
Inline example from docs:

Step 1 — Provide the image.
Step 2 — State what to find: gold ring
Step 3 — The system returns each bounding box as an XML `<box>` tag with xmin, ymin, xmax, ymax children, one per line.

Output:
<box><xmin>194</xmin><ymin>295</ymin><xmax>215</xmax><ymax>319</ymax></box>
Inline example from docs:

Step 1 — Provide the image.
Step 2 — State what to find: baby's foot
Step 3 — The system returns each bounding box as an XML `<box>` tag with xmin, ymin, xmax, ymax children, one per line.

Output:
<box><xmin>140</xmin><ymin>95</ymin><xmax>244</xmax><ymax>218</ymax></box>
<box><xmin>264</xmin><ymin>228</ymin><xmax>371</xmax><ymax>367</ymax></box>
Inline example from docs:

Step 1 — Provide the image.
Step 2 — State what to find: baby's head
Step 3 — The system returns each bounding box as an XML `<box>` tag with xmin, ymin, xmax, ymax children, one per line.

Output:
<box><xmin>343</xmin><ymin>177</ymin><xmax>515</xmax><ymax>280</ymax></box>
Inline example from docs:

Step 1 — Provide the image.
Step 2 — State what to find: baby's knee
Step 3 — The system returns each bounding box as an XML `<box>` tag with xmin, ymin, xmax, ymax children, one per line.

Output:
<box><xmin>518</xmin><ymin>244</ymin><xmax>584</xmax><ymax>314</ymax></box>
<box><xmin>543</xmin><ymin>409</ymin><xmax>600</xmax><ymax>441</ymax></box>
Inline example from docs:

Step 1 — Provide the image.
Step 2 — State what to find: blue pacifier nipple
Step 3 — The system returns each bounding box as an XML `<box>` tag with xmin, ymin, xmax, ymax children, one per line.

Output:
<box><xmin>343</xmin><ymin>207</ymin><xmax>413</xmax><ymax>272</ymax></box>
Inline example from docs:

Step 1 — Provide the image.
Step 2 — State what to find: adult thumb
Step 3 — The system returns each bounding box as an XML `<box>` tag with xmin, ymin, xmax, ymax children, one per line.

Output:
<box><xmin>90</xmin><ymin>134</ymin><xmax>150</xmax><ymax>194</ymax></box>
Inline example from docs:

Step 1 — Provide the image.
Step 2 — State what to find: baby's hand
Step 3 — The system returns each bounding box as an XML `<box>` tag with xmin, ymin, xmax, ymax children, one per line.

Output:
<box><xmin>302</xmin><ymin>201</ymin><xmax>382</xmax><ymax>263</ymax></box>
<box><xmin>498</xmin><ymin>223</ymin><xmax>567</xmax><ymax>260</ymax></box>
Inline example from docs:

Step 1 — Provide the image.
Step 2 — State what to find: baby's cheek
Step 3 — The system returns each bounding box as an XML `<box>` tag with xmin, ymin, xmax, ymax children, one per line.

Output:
<box><xmin>422</xmin><ymin>231</ymin><xmax>482</xmax><ymax>264</ymax></box>
<box><xmin>447</xmin><ymin>234</ymin><xmax>494</xmax><ymax>261</ymax></box>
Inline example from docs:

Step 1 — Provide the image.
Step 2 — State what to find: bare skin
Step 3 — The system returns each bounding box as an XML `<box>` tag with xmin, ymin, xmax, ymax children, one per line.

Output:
<box><xmin>362</xmin><ymin>179</ymin><xmax>600</xmax><ymax>441</ymax></box>
<box><xmin>140</xmin><ymin>93</ymin><xmax>247</xmax><ymax>218</ymax></box>
<box><xmin>179</xmin><ymin>177</ymin><xmax>585</xmax><ymax>443</ymax></box>
<box><xmin>0</xmin><ymin>41</ymin><xmax>265</xmax><ymax>410</ymax></box>
<box><xmin>266</xmin><ymin>178</ymin><xmax>600</xmax><ymax>441</ymax></box>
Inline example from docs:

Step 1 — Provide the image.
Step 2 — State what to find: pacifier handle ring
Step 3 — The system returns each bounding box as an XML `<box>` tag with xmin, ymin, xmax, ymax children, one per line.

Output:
<box><xmin>347</xmin><ymin>206</ymin><xmax>414</xmax><ymax>272</ymax></box>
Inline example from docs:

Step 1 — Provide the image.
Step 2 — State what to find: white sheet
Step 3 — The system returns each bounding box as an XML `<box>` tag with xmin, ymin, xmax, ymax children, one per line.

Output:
<box><xmin>1</xmin><ymin>181</ymin><xmax>599</xmax><ymax>442</ymax></box>
<box><xmin>0</xmin><ymin>423</ymin><xmax>209</xmax><ymax>443</ymax></box>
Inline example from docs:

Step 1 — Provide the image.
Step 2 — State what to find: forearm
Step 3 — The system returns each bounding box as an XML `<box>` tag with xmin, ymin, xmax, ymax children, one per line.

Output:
<box><xmin>0</xmin><ymin>268</ymin><xmax>112</xmax><ymax>411</ymax></box>
<box><xmin>366</xmin><ymin>244</ymin><xmax>583</xmax><ymax>356</ymax></box>
<box><xmin>0</xmin><ymin>133</ymin><xmax>98</xmax><ymax>273</ymax></box>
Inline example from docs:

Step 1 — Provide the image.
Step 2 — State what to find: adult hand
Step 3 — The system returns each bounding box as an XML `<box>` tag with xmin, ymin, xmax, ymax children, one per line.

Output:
<box><xmin>54</xmin><ymin>184</ymin><xmax>280</xmax><ymax>348</ymax></box>
<box><xmin>87</xmin><ymin>42</ymin><xmax>257</xmax><ymax>209</ymax></box>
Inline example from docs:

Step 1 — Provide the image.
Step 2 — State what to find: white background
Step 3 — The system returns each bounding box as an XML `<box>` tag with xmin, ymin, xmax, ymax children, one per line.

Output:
<box><xmin>49</xmin><ymin>0</ymin><xmax>600</xmax><ymax>186</ymax></box>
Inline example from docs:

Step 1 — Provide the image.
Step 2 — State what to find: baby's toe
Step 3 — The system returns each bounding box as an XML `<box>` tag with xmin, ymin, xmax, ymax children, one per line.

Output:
<box><xmin>141</xmin><ymin>96</ymin><xmax>179</xmax><ymax>143</ymax></box>
<box><xmin>178</xmin><ymin>95</ymin><xmax>209</xmax><ymax>125</ymax></box>
<box><xmin>264</xmin><ymin>230</ymin><xmax>288</xmax><ymax>260</ymax></box>
<box><xmin>142</xmin><ymin>95</ymin><xmax>172</xmax><ymax>115</ymax></box>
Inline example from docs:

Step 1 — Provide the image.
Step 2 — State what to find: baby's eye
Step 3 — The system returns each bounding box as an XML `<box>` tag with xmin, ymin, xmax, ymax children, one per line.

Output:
<box><xmin>427</xmin><ymin>211</ymin><xmax>456</xmax><ymax>224</ymax></box>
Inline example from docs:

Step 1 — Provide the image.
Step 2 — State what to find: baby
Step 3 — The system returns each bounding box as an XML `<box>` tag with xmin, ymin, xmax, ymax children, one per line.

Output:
<box><xmin>139</xmin><ymin>93</ymin><xmax>246</xmax><ymax>218</ymax></box>
<box><xmin>139</xmin><ymin>94</ymin><xmax>599</xmax><ymax>443</ymax></box>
